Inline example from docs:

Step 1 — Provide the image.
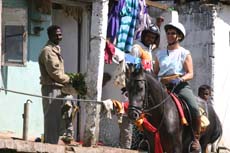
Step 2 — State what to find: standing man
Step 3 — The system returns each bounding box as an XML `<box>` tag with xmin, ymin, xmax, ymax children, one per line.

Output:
<box><xmin>38</xmin><ymin>25</ymin><xmax>71</xmax><ymax>144</ymax></box>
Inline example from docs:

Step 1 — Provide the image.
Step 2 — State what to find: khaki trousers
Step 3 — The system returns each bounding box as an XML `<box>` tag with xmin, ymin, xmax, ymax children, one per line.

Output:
<box><xmin>41</xmin><ymin>85</ymin><xmax>65</xmax><ymax>144</ymax></box>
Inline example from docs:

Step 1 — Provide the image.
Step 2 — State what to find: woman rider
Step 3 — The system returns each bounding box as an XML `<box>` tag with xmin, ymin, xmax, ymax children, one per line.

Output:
<box><xmin>154</xmin><ymin>21</ymin><xmax>201</xmax><ymax>152</ymax></box>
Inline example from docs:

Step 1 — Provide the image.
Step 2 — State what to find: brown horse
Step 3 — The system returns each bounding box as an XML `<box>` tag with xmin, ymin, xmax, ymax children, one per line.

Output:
<box><xmin>125</xmin><ymin>64</ymin><xmax>222</xmax><ymax>153</ymax></box>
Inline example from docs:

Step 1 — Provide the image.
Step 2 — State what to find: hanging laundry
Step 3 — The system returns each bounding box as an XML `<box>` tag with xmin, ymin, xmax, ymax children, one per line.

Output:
<box><xmin>113</xmin><ymin>60</ymin><xmax>126</xmax><ymax>88</ymax></box>
<box><xmin>112</xmin><ymin>47</ymin><xmax>125</xmax><ymax>64</ymax></box>
<box><xmin>134</xmin><ymin>0</ymin><xmax>152</xmax><ymax>40</ymax></box>
<box><xmin>104</xmin><ymin>40</ymin><xmax>115</xmax><ymax>64</ymax></box>
<box><xmin>104</xmin><ymin>40</ymin><xmax>126</xmax><ymax>65</ymax></box>
<box><xmin>125</xmin><ymin>54</ymin><xmax>141</xmax><ymax>69</ymax></box>
<box><xmin>101</xmin><ymin>99</ymin><xmax>114</xmax><ymax>119</ymax></box>
<box><xmin>116</xmin><ymin>0</ymin><xmax>139</xmax><ymax>53</ymax></box>
<box><xmin>107</xmin><ymin>0</ymin><xmax>126</xmax><ymax>44</ymax></box>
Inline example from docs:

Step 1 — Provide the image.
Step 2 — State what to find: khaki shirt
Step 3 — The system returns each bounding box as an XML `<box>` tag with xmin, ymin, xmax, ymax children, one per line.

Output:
<box><xmin>39</xmin><ymin>41</ymin><xmax>70</xmax><ymax>87</ymax></box>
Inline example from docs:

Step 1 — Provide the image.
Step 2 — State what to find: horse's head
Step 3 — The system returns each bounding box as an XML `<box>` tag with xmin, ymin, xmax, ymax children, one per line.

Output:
<box><xmin>125</xmin><ymin>63</ymin><xmax>147</xmax><ymax>121</ymax></box>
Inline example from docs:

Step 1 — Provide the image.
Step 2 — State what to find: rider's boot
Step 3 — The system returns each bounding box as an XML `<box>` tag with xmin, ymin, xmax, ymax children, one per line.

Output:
<box><xmin>190</xmin><ymin>117</ymin><xmax>201</xmax><ymax>153</ymax></box>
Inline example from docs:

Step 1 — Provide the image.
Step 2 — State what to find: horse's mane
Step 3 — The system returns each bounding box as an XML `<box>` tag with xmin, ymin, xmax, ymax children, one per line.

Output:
<box><xmin>145</xmin><ymin>72</ymin><xmax>168</xmax><ymax>96</ymax></box>
<box><xmin>145</xmin><ymin>72</ymin><xmax>161</xmax><ymax>87</ymax></box>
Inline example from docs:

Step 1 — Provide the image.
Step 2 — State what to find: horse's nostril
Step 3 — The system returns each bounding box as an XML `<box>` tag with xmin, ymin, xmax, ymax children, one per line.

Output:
<box><xmin>128</xmin><ymin>111</ymin><xmax>140</xmax><ymax>121</ymax></box>
<box><xmin>133</xmin><ymin>112</ymin><xmax>138</xmax><ymax>118</ymax></box>
<box><xmin>128</xmin><ymin>106</ymin><xmax>142</xmax><ymax>121</ymax></box>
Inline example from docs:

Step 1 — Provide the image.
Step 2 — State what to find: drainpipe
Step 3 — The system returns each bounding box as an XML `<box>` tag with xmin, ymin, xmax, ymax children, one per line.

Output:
<box><xmin>22</xmin><ymin>99</ymin><xmax>32</xmax><ymax>140</ymax></box>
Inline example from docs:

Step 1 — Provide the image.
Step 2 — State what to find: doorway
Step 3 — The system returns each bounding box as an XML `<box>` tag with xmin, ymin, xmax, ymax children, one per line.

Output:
<box><xmin>52</xmin><ymin>3</ymin><xmax>81</xmax><ymax>140</ymax></box>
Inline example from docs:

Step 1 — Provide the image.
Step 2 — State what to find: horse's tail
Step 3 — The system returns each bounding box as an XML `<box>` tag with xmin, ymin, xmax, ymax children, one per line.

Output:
<box><xmin>211</xmin><ymin>124</ymin><xmax>222</xmax><ymax>153</ymax></box>
<box><xmin>211</xmin><ymin>107</ymin><xmax>222</xmax><ymax>143</ymax></box>
<box><xmin>210</xmin><ymin>106</ymin><xmax>223</xmax><ymax>151</ymax></box>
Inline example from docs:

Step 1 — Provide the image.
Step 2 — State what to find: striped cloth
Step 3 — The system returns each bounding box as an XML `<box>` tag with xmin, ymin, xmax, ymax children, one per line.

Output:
<box><xmin>116</xmin><ymin>0</ymin><xmax>139</xmax><ymax>53</ymax></box>
<box><xmin>134</xmin><ymin>0</ymin><xmax>151</xmax><ymax>40</ymax></box>
<box><xmin>107</xmin><ymin>0</ymin><xmax>125</xmax><ymax>43</ymax></box>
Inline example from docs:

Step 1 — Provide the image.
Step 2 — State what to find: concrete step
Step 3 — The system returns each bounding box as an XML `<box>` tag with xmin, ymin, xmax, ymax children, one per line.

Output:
<box><xmin>0</xmin><ymin>138</ymin><xmax>139</xmax><ymax>153</ymax></box>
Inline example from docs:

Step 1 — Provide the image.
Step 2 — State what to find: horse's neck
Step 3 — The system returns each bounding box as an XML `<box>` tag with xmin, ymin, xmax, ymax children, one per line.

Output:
<box><xmin>146</xmin><ymin>74</ymin><xmax>167</xmax><ymax>100</ymax></box>
<box><xmin>146</xmin><ymin>74</ymin><xmax>168</xmax><ymax>113</ymax></box>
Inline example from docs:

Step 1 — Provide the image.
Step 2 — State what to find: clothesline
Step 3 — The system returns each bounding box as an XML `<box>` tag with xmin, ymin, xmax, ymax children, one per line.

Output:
<box><xmin>0</xmin><ymin>87</ymin><xmax>104</xmax><ymax>104</ymax></box>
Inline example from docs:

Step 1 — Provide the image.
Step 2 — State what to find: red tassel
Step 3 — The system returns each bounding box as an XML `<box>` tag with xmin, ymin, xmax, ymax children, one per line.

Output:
<box><xmin>142</xmin><ymin>118</ymin><xmax>163</xmax><ymax>153</ymax></box>
<box><xmin>169</xmin><ymin>92</ymin><xmax>188</xmax><ymax>126</ymax></box>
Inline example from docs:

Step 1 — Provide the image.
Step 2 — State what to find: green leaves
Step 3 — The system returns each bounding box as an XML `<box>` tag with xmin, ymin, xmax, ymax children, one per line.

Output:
<box><xmin>66</xmin><ymin>73</ymin><xmax>87</xmax><ymax>97</ymax></box>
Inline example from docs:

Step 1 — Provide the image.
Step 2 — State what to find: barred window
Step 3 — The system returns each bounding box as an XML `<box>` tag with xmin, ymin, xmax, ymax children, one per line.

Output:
<box><xmin>2</xmin><ymin>8</ymin><xmax>27</xmax><ymax>66</ymax></box>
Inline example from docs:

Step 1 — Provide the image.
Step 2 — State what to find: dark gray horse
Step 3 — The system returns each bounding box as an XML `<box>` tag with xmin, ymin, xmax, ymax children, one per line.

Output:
<box><xmin>197</xmin><ymin>97</ymin><xmax>222</xmax><ymax>153</ymax></box>
<box><xmin>125</xmin><ymin>64</ymin><xmax>222</xmax><ymax>153</ymax></box>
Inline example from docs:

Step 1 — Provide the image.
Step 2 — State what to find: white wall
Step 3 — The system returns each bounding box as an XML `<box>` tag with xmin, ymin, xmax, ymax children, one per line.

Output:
<box><xmin>176</xmin><ymin>3</ymin><xmax>230</xmax><ymax>148</ymax></box>
<box><xmin>99</xmin><ymin>63</ymin><xmax>123</xmax><ymax>146</ymax></box>
<box><xmin>213</xmin><ymin>5</ymin><xmax>230</xmax><ymax>148</ymax></box>
<box><xmin>179</xmin><ymin>7</ymin><xmax>214</xmax><ymax>94</ymax></box>
<box><xmin>52</xmin><ymin>9</ymin><xmax>79</xmax><ymax>73</ymax></box>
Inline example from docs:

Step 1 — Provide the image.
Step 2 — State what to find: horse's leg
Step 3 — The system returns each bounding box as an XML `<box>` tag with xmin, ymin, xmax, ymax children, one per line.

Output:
<box><xmin>173</xmin><ymin>135</ymin><xmax>183</xmax><ymax>153</ymax></box>
<box><xmin>149</xmin><ymin>139</ymin><xmax>155</xmax><ymax>153</ymax></box>
<box><xmin>202</xmin><ymin>143</ymin><xmax>209</xmax><ymax>153</ymax></box>
<box><xmin>211</xmin><ymin>143</ymin><xmax>216</xmax><ymax>152</ymax></box>
<box><xmin>160</xmin><ymin>132</ymin><xmax>183</xmax><ymax>153</ymax></box>
<box><xmin>143</xmin><ymin>131</ymin><xmax>155</xmax><ymax>153</ymax></box>
<box><xmin>200</xmin><ymin>140</ymin><xmax>208</xmax><ymax>153</ymax></box>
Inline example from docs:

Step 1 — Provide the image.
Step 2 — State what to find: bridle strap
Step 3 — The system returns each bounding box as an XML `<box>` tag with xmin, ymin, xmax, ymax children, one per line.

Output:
<box><xmin>144</xmin><ymin>82</ymin><xmax>168</xmax><ymax>113</ymax></box>
<box><xmin>144</xmin><ymin>82</ymin><xmax>178</xmax><ymax>112</ymax></box>
<box><xmin>142</xmin><ymin>78</ymin><xmax>166</xmax><ymax>132</ymax></box>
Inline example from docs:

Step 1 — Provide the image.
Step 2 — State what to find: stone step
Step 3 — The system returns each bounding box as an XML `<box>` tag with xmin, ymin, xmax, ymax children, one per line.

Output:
<box><xmin>0</xmin><ymin>138</ymin><xmax>139</xmax><ymax>153</ymax></box>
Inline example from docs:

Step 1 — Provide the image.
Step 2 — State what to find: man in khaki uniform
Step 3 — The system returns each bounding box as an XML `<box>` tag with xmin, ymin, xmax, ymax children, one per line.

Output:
<box><xmin>38</xmin><ymin>25</ymin><xmax>71</xmax><ymax>144</ymax></box>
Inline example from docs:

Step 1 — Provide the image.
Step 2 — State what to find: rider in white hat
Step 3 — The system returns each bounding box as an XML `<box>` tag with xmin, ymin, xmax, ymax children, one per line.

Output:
<box><xmin>154</xmin><ymin>21</ymin><xmax>202</xmax><ymax>153</ymax></box>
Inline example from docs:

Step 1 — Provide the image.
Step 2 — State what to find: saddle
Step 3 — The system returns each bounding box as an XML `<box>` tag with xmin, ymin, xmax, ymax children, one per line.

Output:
<box><xmin>168</xmin><ymin>91</ymin><xmax>189</xmax><ymax>126</ymax></box>
<box><xmin>168</xmin><ymin>91</ymin><xmax>210</xmax><ymax>132</ymax></box>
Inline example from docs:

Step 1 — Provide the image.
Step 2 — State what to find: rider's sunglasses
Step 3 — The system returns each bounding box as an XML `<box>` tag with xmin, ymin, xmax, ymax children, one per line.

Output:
<box><xmin>166</xmin><ymin>32</ymin><xmax>177</xmax><ymax>35</ymax></box>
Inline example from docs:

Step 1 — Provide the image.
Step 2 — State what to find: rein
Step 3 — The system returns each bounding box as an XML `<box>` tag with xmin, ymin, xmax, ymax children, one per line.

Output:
<box><xmin>132</xmin><ymin>76</ymin><xmax>178</xmax><ymax>130</ymax></box>
<box><xmin>146</xmin><ymin>77</ymin><xmax>179</xmax><ymax>113</ymax></box>
<box><xmin>137</xmin><ymin>77</ymin><xmax>173</xmax><ymax>113</ymax></box>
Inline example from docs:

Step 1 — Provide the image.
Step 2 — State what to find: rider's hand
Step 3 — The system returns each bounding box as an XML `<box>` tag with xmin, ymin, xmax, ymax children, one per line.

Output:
<box><xmin>170</xmin><ymin>78</ymin><xmax>183</xmax><ymax>85</ymax></box>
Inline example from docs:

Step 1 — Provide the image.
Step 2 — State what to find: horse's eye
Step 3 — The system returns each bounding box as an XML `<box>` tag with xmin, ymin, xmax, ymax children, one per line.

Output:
<box><xmin>138</xmin><ymin>87</ymin><xmax>143</xmax><ymax>91</ymax></box>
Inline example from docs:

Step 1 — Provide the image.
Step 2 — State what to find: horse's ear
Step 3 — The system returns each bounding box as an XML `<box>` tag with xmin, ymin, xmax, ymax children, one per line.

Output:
<box><xmin>140</xmin><ymin>64</ymin><xmax>144</xmax><ymax>72</ymax></box>
<box><xmin>126</xmin><ymin>63</ymin><xmax>137</xmax><ymax>78</ymax></box>
<box><xmin>131</xmin><ymin>64</ymin><xmax>136</xmax><ymax>73</ymax></box>
<box><xmin>125</xmin><ymin>63</ymin><xmax>131</xmax><ymax>78</ymax></box>
<box><xmin>135</xmin><ymin>63</ymin><xmax>144</xmax><ymax>74</ymax></box>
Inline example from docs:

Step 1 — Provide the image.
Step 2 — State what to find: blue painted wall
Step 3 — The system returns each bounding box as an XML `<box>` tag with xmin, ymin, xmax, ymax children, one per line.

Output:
<box><xmin>0</xmin><ymin>0</ymin><xmax>51</xmax><ymax>139</ymax></box>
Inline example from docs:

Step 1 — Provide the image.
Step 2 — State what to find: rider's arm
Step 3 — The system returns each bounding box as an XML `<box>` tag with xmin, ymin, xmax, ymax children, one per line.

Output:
<box><xmin>181</xmin><ymin>54</ymin><xmax>194</xmax><ymax>82</ymax></box>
